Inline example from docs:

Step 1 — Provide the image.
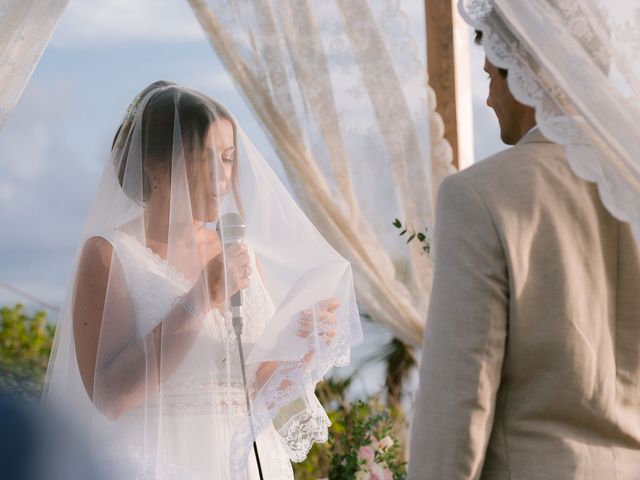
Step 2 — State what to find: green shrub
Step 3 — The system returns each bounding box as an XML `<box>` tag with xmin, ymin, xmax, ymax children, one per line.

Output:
<box><xmin>0</xmin><ymin>304</ymin><xmax>55</xmax><ymax>399</ymax></box>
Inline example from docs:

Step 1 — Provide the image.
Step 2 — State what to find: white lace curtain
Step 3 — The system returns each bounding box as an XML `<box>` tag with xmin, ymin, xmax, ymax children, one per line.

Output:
<box><xmin>0</xmin><ymin>0</ymin><xmax>70</xmax><ymax>128</ymax></box>
<box><xmin>188</xmin><ymin>0</ymin><xmax>455</xmax><ymax>346</ymax></box>
<box><xmin>459</xmin><ymin>0</ymin><xmax>640</xmax><ymax>244</ymax></box>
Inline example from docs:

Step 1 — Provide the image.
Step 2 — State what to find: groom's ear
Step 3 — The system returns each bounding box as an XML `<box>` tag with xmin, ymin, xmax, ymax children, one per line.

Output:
<box><xmin>474</xmin><ymin>30</ymin><xmax>508</xmax><ymax>78</ymax></box>
<box><xmin>474</xmin><ymin>30</ymin><xmax>483</xmax><ymax>45</ymax></box>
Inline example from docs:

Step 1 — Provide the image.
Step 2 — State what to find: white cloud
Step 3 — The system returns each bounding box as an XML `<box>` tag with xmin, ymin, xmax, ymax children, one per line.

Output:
<box><xmin>3</xmin><ymin>124</ymin><xmax>50</xmax><ymax>179</ymax></box>
<box><xmin>202</xmin><ymin>71</ymin><xmax>235</xmax><ymax>92</ymax></box>
<box><xmin>0</xmin><ymin>81</ymin><xmax>72</xmax><ymax>181</ymax></box>
<box><xmin>51</xmin><ymin>0</ymin><xmax>207</xmax><ymax>48</ymax></box>
<box><xmin>175</xmin><ymin>69</ymin><xmax>236</xmax><ymax>96</ymax></box>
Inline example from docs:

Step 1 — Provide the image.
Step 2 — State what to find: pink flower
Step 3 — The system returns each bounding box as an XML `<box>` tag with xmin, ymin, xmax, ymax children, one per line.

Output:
<box><xmin>383</xmin><ymin>467</ymin><xmax>394</xmax><ymax>480</ymax></box>
<box><xmin>358</xmin><ymin>445</ymin><xmax>375</xmax><ymax>463</ymax></box>
<box><xmin>369</xmin><ymin>464</ymin><xmax>386</xmax><ymax>480</ymax></box>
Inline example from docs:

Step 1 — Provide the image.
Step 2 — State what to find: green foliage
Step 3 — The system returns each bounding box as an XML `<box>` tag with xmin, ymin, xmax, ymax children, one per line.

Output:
<box><xmin>393</xmin><ymin>218</ymin><xmax>430</xmax><ymax>254</ymax></box>
<box><xmin>0</xmin><ymin>304</ymin><xmax>55</xmax><ymax>398</ymax></box>
<box><xmin>381</xmin><ymin>338</ymin><xmax>417</xmax><ymax>408</ymax></box>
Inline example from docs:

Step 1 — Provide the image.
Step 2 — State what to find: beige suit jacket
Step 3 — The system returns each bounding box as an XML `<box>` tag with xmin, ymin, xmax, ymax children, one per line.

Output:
<box><xmin>408</xmin><ymin>129</ymin><xmax>640</xmax><ymax>479</ymax></box>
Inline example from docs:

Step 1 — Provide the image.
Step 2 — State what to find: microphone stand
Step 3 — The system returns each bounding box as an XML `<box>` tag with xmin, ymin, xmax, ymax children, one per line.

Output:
<box><xmin>218</xmin><ymin>214</ymin><xmax>264</xmax><ymax>478</ymax></box>
<box><xmin>232</xmin><ymin>296</ymin><xmax>265</xmax><ymax>480</ymax></box>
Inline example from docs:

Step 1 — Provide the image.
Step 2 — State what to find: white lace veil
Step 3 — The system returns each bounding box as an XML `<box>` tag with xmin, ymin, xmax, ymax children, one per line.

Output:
<box><xmin>459</xmin><ymin>0</ymin><xmax>640</xmax><ymax>244</ymax></box>
<box><xmin>43</xmin><ymin>82</ymin><xmax>362</xmax><ymax>479</ymax></box>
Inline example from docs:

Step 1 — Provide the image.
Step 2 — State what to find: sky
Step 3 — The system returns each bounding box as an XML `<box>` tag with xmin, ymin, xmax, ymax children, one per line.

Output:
<box><xmin>0</xmin><ymin>0</ymin><xmax>504</xmax><ymax>397</ymax></box>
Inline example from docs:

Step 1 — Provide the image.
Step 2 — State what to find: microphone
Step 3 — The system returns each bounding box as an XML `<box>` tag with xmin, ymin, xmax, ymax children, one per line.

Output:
<box><xmin>216</xmin><ymin>212</ymin><xmax>246</xmax><ymax>336</ymax></box>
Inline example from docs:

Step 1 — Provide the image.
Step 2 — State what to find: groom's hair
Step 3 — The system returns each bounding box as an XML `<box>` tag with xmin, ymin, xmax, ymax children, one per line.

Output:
<box><xmin>474</xmin><ymin>30</ymin><xmax>508</xmax><ymax>78</ymax></box>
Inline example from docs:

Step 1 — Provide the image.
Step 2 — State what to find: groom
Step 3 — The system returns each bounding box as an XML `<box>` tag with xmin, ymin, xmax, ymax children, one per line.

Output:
<box><xmin>408</xmin><ymin>31</ymin><xmax>640</xmax><ymax>479</ymax></box>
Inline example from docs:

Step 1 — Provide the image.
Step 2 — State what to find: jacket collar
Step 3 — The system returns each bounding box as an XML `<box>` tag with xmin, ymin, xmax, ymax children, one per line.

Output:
<box><xmin>517</xmin><ymin>126</ymin><xmax>551</xmax><ymax>145</ymax></box>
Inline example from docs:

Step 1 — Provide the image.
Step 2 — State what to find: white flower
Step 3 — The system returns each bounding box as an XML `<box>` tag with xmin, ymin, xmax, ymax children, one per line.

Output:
<box><xmin>356</xmin><ymin>470</ymin><xmax>370</xmax><ymax>480</ymax></box>
<box><xmin>377</xmin><ymin>436</ymin><xmax>394</xmax><ymax>450</ymax></box>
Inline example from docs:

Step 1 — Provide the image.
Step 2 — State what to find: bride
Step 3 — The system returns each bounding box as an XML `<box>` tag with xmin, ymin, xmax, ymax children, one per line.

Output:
<box><xmin>43</xmin><ymin>81</ymin><xmax>362</xmax><ymax>479</ymax></box>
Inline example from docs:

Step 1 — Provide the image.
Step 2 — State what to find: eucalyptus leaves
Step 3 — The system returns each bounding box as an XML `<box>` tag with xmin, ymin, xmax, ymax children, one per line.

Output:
<box><xmin>393</xmin><ymin>219</ymin><xmax>431</xmax><ymax>255</ymax></box>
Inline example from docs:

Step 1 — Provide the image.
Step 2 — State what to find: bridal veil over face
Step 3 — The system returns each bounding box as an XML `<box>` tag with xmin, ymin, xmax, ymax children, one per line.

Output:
<box><xmin>43</xmin><ymin>82</ymin><xmax>362</xmax><ymax>479</ymax></box>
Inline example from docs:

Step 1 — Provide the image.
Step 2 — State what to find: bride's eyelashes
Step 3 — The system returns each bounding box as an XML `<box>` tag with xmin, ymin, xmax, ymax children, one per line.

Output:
<box><xmin>221</xmin><ymin>146</ymin><xmax>235</xmax><ymax>164</ymax></box>
<box><xmin>205</xmin><ymin>150</ymin><xmax>234</xmax><ymax>168</ymax></box>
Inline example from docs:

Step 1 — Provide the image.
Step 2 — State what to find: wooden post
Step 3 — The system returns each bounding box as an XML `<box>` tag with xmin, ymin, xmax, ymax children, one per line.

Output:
<box><xmin>425</xmin><ymin>0</ymin><xmax>474</xmax><ymax>169</ymax></box>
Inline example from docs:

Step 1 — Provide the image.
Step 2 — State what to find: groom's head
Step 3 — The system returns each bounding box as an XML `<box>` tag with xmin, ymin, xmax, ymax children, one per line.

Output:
<box><xmin>475</xmin><ymin>31</ymin><xmax>536</xmax><ymax>145</ymax></box>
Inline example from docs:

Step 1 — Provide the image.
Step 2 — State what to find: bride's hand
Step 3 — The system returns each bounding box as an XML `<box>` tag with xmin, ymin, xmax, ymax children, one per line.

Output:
<box><xmin>254</xmin><ymin>298</ymin><xmax>340</xmax><ymax>392</ymax></box>
<box><xmin>192</xmin><ymin>243</ymin><xmax>251</xmax><ymax>309</ymax></box>
<box><xmin>296</xmin><ymin>297</ymin><xmax>339</xmax><ymax>347</ymax></box>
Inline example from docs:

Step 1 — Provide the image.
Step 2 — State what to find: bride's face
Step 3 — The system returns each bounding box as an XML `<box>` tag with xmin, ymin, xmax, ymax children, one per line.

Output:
<box><xmin>188</xmin><ymin>118</ymin><xmax>235</xmax><ymax>223</ymax></box>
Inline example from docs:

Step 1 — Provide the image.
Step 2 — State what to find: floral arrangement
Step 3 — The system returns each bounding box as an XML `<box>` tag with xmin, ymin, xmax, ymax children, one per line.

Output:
<box><xmin>293</xmin><ymin>375</ymin><xmax>411</xmax><ymax>480</ymax></box>
<box><xmin>354</xmin><ymin>434</ymin><xmax>399</xmax><ymax>480</ymax></box>
<box><xmin>326</xmin><ymin>400</ymin><xmax>407</xmax><ymax>480</ymax></box>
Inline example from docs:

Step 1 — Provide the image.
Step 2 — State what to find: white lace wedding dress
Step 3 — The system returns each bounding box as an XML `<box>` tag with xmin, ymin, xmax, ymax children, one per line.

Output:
<box><xmin>101</xmin><ymin>232</ymin><xmax>294</xmax><ymax>479</ymax></box>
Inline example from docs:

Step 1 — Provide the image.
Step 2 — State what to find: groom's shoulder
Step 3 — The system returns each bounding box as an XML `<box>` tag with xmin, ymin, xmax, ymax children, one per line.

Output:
<box><xmin>442</xmin><ymin>135</ymin><xmax>565</xmax><ymax>205</ymax></box>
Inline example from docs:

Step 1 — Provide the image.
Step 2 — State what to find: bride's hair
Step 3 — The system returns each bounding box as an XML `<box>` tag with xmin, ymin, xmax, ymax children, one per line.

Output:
<box><xmin>111</xmin><ymin>81</ymin><xmax>240</xmax><ymax>208</ymax></box>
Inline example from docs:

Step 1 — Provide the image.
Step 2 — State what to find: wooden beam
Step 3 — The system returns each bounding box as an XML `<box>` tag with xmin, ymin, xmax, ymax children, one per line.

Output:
<box><xmin>425</xmin><ymin>0</ymin><xmax>474</xmax><ymax>169</ymax></box>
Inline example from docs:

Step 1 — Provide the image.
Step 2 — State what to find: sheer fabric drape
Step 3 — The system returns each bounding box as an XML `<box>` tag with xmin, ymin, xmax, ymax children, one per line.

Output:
<box><xmin>0</xmin><ymin>0</ymin><xmax>69</xmax><ymax>128</ymax></box>
<box><xmin>188</xmin><ymin>0</ymin><xmax>455</xmax><ymax>347</ymax></box>
<box><xmin>459</xmin><ymin>0</ymin><xmax>640</xmax><ymax>244</ymax></box>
